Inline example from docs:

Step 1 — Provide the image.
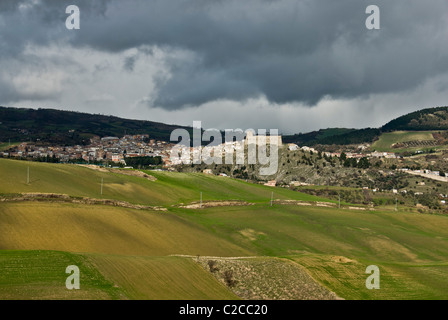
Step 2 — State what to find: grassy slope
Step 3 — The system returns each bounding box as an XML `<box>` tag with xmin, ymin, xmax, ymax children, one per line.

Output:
<box><xmin>0</xmin><ymin>200</ymin><xmax>249</xmax><ymax>299</ymax></box>
<box><xmin>0</xmin><ymin>158</ymin><xmax>331</xmax><ymax>206</ymax></box>
<box><xmin>291</xmin><ymin>254</ymin><xmax>448</xmax><ymax>300</ymax></box>
<box><xmin>0</xmin><ymin>250</ymin><xmax>125</xmax><ymax>300</ymax></box>
<box><xmin>2</xmin><ymin>159</ymin><xmax>448</xmax><ymax>299</ymax></box>
<box><xmin>0</xmin><ymin>202</ymin><xmax>249</xmax><ymax>257</ymax></box>
<box><xmin>2</xmin><ymin>203</ymin><xmax>448</xmax><ymax>299</ymax></box>
<box><xmin>87</xmin><ymin>254</ymin><xmax>239</xmax><ymax>300</ymax></box>
<box><xmin>371</xmin><ymin>131</ymin><xmax>439</xmax><ymax>152</ymax></box>
<box><xmin>174</xmin><ymin>205</ymin><xmax>448</xmax><ymax>299</ymax></box>
<box><xmin>175</xmin><ymin>205</ymin><xmax>448</xmax><ymax>263</ymax></box>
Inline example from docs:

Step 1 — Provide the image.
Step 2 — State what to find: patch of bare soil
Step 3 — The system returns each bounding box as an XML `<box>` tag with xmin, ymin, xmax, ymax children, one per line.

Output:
<box><xmin>194</xmin><ymin>256</ymin><xmax>341</xmax><ymax>300</ymax></box>
<box><xmin>179</xmin><ymin>200</ymin><xmax>254</xmax><ymax>209</ymax></box>
<box><xmin>0</xmin><ymin>193</ymin><xmax>166</xmax><ymax>211</ymax></box>
<box><xmin>316</xmin><ymin>202</ymin><xmax>336</xmax><ymax>207</ymax></box>
<box><xmin>273</xmin><ymin>199</ymin><xmax>310</xmax><ymax>206</ymax></box>
<box><xmin>273</xmin><ymin>199</ymin><xmax>337</xmax><ymax>208</ymax></box>
<box><xmin>348</xmin><ymin>206</ymin><xmax>367</xmax><ymax>211</ymax></box>
<box><xmin>239</xmin><ymin>229</ymin><xmax>266</xmax><ymax>241</ymax></box>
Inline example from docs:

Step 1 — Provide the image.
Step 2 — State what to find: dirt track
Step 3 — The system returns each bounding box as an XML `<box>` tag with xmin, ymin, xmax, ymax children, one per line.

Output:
<box><xmin>178</xmin><ymin>200</ymin><xmax>254</xmax><ymax>209</ymax></box>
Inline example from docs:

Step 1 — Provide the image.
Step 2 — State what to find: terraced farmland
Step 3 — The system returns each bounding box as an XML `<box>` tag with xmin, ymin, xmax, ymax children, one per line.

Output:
<box><xmin>372</xmin><ymin>131</ymin><xmax>444</xmax><ymax>152</ymax></box>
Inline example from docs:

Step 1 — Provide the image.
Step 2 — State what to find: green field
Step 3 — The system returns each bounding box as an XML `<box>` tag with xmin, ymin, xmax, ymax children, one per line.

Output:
<box><xmin>175</xmin><ymin>205</ymin><xmax>448</xmax><ymax>262</ymax></box>
<box><xmin>291</xmin><ymin>254</ymin><xmax>448</xmax><ymax>300</ymax></box>
<box><xmin>0</xmin><ymin>250</ymin><xmax>125</xmax><ymax>299</ymax></box>
<box><xmin>0</xmin><ymin>158</ymin><xmax>331</xmax><ymax>206</ymax></box>
<box><xmin>86</xmin><ymin>254</ymin><xmax>240</xmax><ymax>300</ymax></box>
<box><xmin>0</xmin><ymin>202</ymin><xmax>248</xmax><ymax>257</ymax></box>
<box><xmin>371</xmin><ymin>131</ymin><xmax>441</xmax><ymax>152</ymax></box>
<box><xmin>1</xmin><ymin>159</ymin><xmax>448</xmax><ymax>299</ymax></box>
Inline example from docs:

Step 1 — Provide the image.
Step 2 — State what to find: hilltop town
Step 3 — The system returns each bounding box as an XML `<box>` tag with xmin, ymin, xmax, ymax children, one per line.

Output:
<box><xmin>1</xmin><ymin>131</ymin><xmax>398</xmax><ymax>167</ymax></box>
<box><xmin>2</xmin><ymin>134</ymin><xmax>172</xmax><ymax>166</ymax></box>
<box><xmin>4</xmin><ymin>106</ymin><xmax>448</xmax><ymax>213</ymax></box>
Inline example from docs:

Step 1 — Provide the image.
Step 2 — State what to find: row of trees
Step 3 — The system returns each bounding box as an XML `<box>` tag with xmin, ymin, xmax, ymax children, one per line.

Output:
<box><xmin>125</xmin><ymin>156</ymin><xmax>163</xmax><ymax>168</ymax></box>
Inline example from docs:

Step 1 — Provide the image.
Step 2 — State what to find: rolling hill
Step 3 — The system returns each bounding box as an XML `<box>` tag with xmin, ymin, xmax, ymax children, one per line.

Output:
<box><xmin>1</xmin><ymin>159</ymin><xmax>448</xmax><ymax>299</ymax></box>
<box><xmin>0</xmin><ymin>158</ymin><xmax>332</xmax><ymax>206</ymax></box>
<box><xmin>3</xmin><ymin>106</ymin><xmax>448</xmax><ymax>300</ymax></box>
<box><xmin>283</xmin><ymin>106</ymin><xmax>448</xmax><ymax>146</ymax></box>
<box><xmin>283</xmin><ymin>128</ymin><xmax>381</xmax><ymax>146</ymax></box>
<box><xmin>2</xmin><ymin>105</ymin><xmax>448</xmax><ymax>148</ymax></box>
<box><xmin>0</xmin><ymin>106</ymin><xmax>193</xmax><ymax>145</ymax></box>
<box><xmin>382</xmin><ymin>106</ymin><xmax>448</xmax><ymax>132</ymax></box>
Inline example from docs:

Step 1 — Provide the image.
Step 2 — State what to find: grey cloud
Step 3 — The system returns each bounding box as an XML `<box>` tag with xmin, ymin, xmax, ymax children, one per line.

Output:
<box><xmin>0</xmin><ymin>0</ymin><xmax>108</xmax><ymax>56</ymax></box>
<box><xmin>153</xmin><ymin>53</ymin><xmax>260</xmax><ymax>108</ymax></box>
<box><xmin>1</xmin><ymin>0</ymin><xmax>448</xmax><ymax>110</ymax></box>
<box><xmin>123</xmin><ymin>55</ymin><xmax>137</xmax><ymax>72</ymax></box>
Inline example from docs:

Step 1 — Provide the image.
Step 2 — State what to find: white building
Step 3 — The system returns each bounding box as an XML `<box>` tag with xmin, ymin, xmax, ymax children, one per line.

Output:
<box><xmin>288</xmin><ymin>144</ymin><xmax>299</xmax><ymax>151</ymax></box>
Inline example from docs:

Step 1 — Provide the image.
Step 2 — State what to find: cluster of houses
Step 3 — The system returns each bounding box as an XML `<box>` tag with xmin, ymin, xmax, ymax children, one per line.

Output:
<box><xmin>2</xmin><ymin>131</ymin><xmax>284</xmax><ymax>167</ymax></box>
<box><xmin>287</xmin><ymin>143</ymin><xmax>397</xmax><ymax>159</ymax></box>
<box><xmin>399</xmin><ymin>168</ymin><xmax>443</xmax><ymax>177</ymax></box>
<box><xmin>2</xmin><ymin>135</ymin><xmax>174</xmax><ymax>166</ymax></box>
<box><xmin>170</xmin><ymin>132</ymin><xmax>283</xmax><ymax>165</ymax></box>
<box><xmin>1</xmin><ymin>132</ymin><xmax>398</xmax><ymax>168</ymax></box>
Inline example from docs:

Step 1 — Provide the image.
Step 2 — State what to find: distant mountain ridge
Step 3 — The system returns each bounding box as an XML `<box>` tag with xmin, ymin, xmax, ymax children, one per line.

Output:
<box><xmin>282</xmin><ymin>128</ymin><xmax>381</xmax><ymax>146</ymax></box>
<box><xmin>283</xmin><ymin>106</ymin><xmax>448</xmax><ymax>146</ymax></box>
<box><xmin>0</xmin><ymin>105</ymin><xmax>447</xmax><ymax>146</ymax></box>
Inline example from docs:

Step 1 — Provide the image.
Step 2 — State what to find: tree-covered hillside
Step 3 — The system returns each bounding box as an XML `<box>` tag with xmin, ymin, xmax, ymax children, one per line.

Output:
<box><xmin>0</xmin><ymin>106</ymin><xmax>192</xmax><ymax>145</ymax></box>
<box><xmin>382</xmin><ymin>106</ymin><xmax>448</xmax><ymax>132</ymax></box>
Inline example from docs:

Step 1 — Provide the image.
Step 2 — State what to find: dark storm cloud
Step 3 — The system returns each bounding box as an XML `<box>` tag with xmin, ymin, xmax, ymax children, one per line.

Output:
<box><xmin>1</xmin><ymin>0</ymin><xmax>448</xmax><ymax>108</ymax></box>
<box><xmin>0</xmin><ymin>0</ymin><xmax>108</xmax><ymax>57</ymax></box>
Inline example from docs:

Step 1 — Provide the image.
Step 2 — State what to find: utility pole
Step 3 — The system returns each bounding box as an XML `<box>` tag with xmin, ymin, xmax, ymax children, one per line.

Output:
<box><xmin>338</xmin><ymin>194</ymin><xmax>341</xmax><ymax>209</ymax></box>
<box><xmin>395</xmin><ymin>198</ymin><xmax>398</xmax><ymax>212</ymax></box>
<box><xmin>200</xmin><ymin>192</ymin><xmax>202</xmax><ymax>209</ymax></box>
<box><xmin>27</xmin><ymin>167</ymin><xmax>29</xmax><ymax>184</ymax></box>
<box><xmin>270</xmin><ymin>192</ymin><xmax>273</xmax><ymax>207</ymax></box>
<box><xmin>101</xmin><ymin>177</ymin><xmax>103</xmax><ymax>195</ymax></box>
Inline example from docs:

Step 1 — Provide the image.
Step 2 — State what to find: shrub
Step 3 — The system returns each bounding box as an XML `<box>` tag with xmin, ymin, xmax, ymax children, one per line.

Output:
<box><xmin>208</xmin><ymin>260</ymin><xmax>219</xmax><ymax>273</ymax></box>
<box><xmin>223</xmin><ymin>270</ymin><xmax>237</xmax><ymax>287</ymax></box>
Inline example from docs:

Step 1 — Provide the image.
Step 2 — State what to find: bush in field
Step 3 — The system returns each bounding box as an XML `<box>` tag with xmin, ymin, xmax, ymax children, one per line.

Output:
<box><xmin>208</xmin><ymin>260</ymin><xmax>219</xmax><ymax>273</ymax></box>
<box><xmin>223</xmin><ymin>270</ymin><xmax>237</xmax><ymax>287</ymax></box>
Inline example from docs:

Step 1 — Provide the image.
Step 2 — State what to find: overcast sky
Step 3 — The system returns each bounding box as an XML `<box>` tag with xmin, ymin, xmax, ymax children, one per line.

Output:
<box><xmin>1</xmin><ymin>0</ymin><xmax>448</xmax><ymax>134</ymax></box>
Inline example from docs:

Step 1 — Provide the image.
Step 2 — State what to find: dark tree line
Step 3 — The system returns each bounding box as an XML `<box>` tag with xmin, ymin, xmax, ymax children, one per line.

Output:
<box><xmin>125</xmin><ymin>156</ymin><xmax>162</xmax><ymax>168</ymax></box>
<box><xmin>340</xmin><ymin>154</ymin><xmax>370</xmax><ymax>169</ymax></box>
